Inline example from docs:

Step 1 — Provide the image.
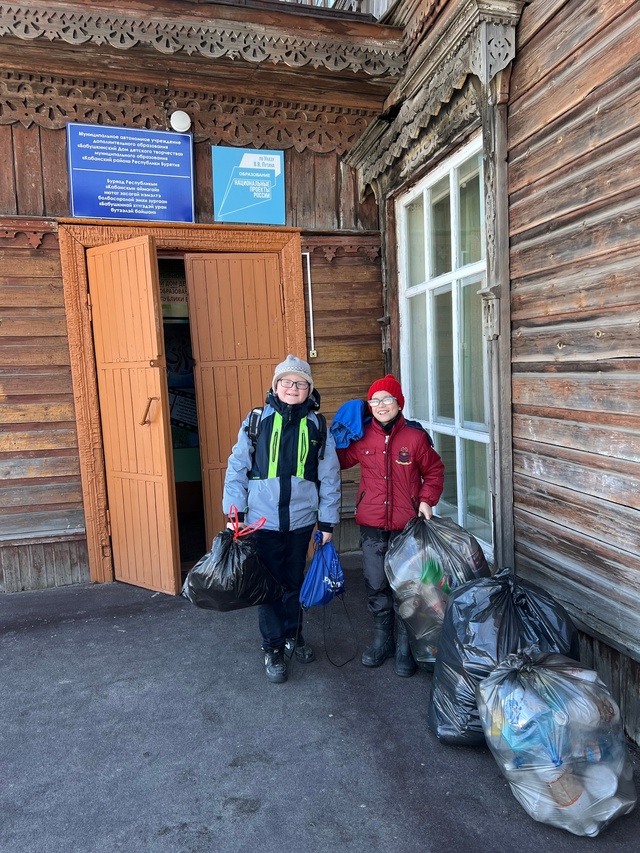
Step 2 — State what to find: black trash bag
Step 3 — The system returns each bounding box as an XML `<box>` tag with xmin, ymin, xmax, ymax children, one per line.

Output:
<box><xmin>427</xmin><ymin>567</ymin><xmax>580</xmax><ymax>746</ymax></box>
<box><xmin>384</xmin><ymin>516</ymin><xmax>491</xmax><ymax>671</ymax></box>
<box><xmin>182</xmin><ymin>528</ymin><xmax>284</xmax><ymax>612</ymax></box>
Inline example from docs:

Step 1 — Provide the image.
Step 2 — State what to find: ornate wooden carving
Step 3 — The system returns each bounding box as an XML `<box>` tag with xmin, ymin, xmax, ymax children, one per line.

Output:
<box><xmin>0</xmin><ymin>2</ymin><xmax>405</xmax><ymax>77</ymax></box>
<box><xmin>0</xmin><ymin>71</ymin><xmax>380</xmax><ymax>155</ymax></box>
<box><xmin>0</xmin><ymin>217</ymin><xmax>57</xmax><ymax>248</ymax></box>
<box><xmin>301</xmin><ymin>234</ymin><xmax>381</xmax><ymax>263</ymax></box>
<box><xmin>347</xmin><ymin>0</ymin><xmax>524</xmax><ymax>188</ymax></box>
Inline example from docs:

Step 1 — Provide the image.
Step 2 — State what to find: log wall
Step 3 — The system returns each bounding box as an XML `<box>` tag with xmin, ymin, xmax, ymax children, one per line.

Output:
<box><xmin>0</xmin><ymin>220</ymin><xmax>89</xmax><ymax>591</ymax></box>
<box><xmin>509</xmin><ymin>0</ymin><xmax>640</xmax><ymax>739</ymax></box>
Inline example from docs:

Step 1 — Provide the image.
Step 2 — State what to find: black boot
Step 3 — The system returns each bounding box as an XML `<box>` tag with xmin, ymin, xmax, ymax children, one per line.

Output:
<box><xmin>395</xmin><ymin>619</ymin><xmax>417</xmax><ymax>677</ymax></box>
<box><xmin>361</xmin><ymin>612</ymin><xmax>395</xmax><ymax>667</ymax></box>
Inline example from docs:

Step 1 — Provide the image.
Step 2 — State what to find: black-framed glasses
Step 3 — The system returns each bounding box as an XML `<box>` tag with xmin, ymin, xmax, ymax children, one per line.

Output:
<box><xmin>278</xmin><ymin>379</ymin><xmax>310</xmax><ymax>390</ymax></box>
<box><xmin>368</xmin><ymin>396</ymin><xmax>397</xmax><ymax>407</ymax></box>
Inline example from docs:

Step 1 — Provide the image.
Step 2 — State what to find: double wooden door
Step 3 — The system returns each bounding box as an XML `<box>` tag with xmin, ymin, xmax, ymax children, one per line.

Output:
<box><xmin>87</xmin><ymin>236</ymin><xmax>288</xmax><ymax>594</ymax></box>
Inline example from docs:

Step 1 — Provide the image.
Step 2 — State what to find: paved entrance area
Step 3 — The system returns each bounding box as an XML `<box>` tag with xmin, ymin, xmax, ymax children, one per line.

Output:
<box><xmin>2</xmin><ymin>556</ymin><xmax>639</xmax><ymax>853</ymax></box>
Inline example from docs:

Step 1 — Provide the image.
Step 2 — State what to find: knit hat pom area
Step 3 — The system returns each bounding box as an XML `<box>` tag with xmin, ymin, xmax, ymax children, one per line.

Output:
<box><xmin>272</xmin><ymin>354</ymin><xmax>314</xmax><ymax>394</ymax></box>
<box><xmin>367</xmin><ymin>374</ymin><xmax>404</xmax><ymax>409</ymax></box>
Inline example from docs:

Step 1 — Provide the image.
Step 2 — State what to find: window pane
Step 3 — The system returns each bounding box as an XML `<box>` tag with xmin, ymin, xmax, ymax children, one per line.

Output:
<box><xmin>408</xmin><ymin>291</ymin><xmax>428</xmax><ymax>420</ymax></box>
<box><xmin>462</xmin><ymin>279</ymin><xmax>486</xmax><ymax>426</ymax></box>
<box><xmin>406</xmin><ymin>196</ymin><xmax>425</xmax><ymax>286</ymax></box>
<box><xmin>430</xmin><ymin>177</ymin><xmax>451</xmax><ymax>277</ymax></box>
<box><xmin>433</xmin><ymin>286</ymin><xmax>454</xmax><ymax>421</ymax></box>
<box><xmin>458</xmin><ymin>155</ymin><xmax>483</xmax><ymax>266</ymax></box>
<box><xmin>462</xmin><ymin>438</ymin><xmax>491</xmax><ymax>542</ymax></box>
<box><xmin>433</xmin><ymin>432</ymin><xmax>457</xmax><ymax>518</ymax></box>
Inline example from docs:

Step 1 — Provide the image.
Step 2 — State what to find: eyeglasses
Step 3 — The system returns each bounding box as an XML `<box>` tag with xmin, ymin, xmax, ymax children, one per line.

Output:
<box><xmin>368</xmin><ymin>396</ymin><xmax>397</xmax><ymax>407</ymax></box>
<box><xmin>278</xmin><ymin>379</ymin><xmax>310</xmax><ymax>390</ymax></box>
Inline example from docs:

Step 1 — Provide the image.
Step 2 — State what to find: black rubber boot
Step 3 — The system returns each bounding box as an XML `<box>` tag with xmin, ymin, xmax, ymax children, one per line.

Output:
<box><xmin>361</xmin><ymin>612</ymin><xmax>395</xmax><ymax>667</ymax></box>
<box><xmin>395</xmin><ymin>619</ymin><xmax>417</xmax><ymax>677</ymax></box>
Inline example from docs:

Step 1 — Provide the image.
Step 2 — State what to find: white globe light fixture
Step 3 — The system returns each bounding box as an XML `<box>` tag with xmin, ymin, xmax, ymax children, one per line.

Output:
<box><xmin>169</xmin><ymin>110</ymin><xmax>191</xmax><ymax>133</ymax></box>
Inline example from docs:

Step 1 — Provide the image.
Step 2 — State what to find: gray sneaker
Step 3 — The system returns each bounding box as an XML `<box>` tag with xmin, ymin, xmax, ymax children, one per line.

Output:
<box><xmin>264</xmin><ymin>648</ymin><xmax>288</xmax><ymax>683</ymax></box>
<box><xmin>285</xmin><ymin>636</ymin><xmax>316</xmax><ymax>663</ymax></box>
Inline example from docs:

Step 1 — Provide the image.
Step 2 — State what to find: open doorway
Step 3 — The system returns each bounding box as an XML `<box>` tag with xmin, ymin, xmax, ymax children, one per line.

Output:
<box><xmin>158</xmin><ymin>257</ymin><xmax>207</xmax><ymax>575</ymax></box>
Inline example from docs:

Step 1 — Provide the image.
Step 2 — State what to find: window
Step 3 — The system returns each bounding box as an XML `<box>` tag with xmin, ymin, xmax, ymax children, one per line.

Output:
<box><xmin>398</xmin><ymin>136</ymin><xmax>492</xmax><ymax>554</ymax></box>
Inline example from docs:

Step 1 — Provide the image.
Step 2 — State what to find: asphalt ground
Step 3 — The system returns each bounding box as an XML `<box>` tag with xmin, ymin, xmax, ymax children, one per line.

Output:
<box><xmin>1</xmin><ymin>554</ymin><xmax>639</xmax><ymax>853</ymax></box>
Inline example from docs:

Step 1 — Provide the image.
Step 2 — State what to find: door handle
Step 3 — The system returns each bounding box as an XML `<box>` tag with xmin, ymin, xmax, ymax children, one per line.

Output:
<box><xmin>140</xmin><ymin>396</ymin><xmax>158</xmax><ymax>425</ymax></box>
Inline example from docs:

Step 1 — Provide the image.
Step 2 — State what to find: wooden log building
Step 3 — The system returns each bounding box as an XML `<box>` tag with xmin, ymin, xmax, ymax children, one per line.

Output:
<box><xmin>0</xmin><ymin>0</ymin><xmax>638</xmax><ymax>743</ymax></box>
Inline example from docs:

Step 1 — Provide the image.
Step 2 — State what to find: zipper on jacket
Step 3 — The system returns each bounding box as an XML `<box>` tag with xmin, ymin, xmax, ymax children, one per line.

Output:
<box><xmin>268</xmin><ymin>412</ymin><xmax>283</xmax><ymax>479</ymax></box>
<box><xmin>385</xmin><ymin>433</ymin><xmax>391</xmax><ymax>529</ymax></box>
<box><xmin>355</xmin><ymin>490</ymin><xmax>366</xmax><ymax>509</ymax></box>
<box><xmin>296</xmin><ymin>416</ymin><xmax>309</xmax><ymax>478</ymax></box>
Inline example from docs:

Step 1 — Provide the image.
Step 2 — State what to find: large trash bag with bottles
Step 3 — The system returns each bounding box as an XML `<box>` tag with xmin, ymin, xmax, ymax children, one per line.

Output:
<box><xmin>427</xmin><ymin>567</ymin><xmax>580</xmax><ymax>745</ymax></box>
<box><xmin>182</xmin><ymin>509</ymin><xmax>284</xmax><ymax>612</ymax></box>
<box><xmin>477</xmin><ymin>649</ymin><xmax>636</xmax><ymax>837</ymax></box>
<box><xmin>383</xmin><ymin>515</ymin><xmax>491</xmax><ymax>670</ymax></box>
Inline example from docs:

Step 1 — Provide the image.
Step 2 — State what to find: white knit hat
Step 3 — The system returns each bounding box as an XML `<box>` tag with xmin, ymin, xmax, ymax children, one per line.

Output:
<box><xmin>272</xmin><ymin>354</ymin><xmax>314</xmax><ymax>394</ymax></box>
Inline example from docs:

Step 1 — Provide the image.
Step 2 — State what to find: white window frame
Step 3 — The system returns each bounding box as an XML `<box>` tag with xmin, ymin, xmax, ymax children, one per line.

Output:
<box><xmin>397</xmin><ymin>134</ymin><xmax>493</xmax><ymax>559</ymax></box>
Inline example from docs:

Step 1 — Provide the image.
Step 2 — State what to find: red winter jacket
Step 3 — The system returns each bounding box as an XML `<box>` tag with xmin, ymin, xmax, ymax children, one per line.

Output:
<box><xmin>337</xmin><ymin>414</ymin><xmax>445</xmax><ymax>531</ymax></box>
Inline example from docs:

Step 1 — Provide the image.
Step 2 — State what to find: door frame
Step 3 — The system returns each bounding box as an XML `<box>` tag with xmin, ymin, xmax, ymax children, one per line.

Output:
<box><xmin>58</xmin><ymin>220</ymin><xmax>306</xmax><ymax>585</ymax></box>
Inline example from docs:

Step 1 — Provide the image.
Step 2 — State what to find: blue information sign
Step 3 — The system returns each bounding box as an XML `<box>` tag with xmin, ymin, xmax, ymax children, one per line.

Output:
<box><xmin>67</xmin><ymin>123</ymin><xmax>194</xmax><ymax>222</ymax></box>
<box><xmin>212</xmin><ymin>148</ymin><xmax>285</xmax><ymax>225</ymax></box>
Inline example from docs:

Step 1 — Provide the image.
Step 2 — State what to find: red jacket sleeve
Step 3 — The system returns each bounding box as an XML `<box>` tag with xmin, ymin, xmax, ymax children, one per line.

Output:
<box><xmin>337</xmin><ymin>442</ymin><xmax>360</xmax><ymax>470</ymax></box>
<box><xmin>417</xmin><ymin>438</ymin><xmax>445</xmax><ymax>507</ymax></box>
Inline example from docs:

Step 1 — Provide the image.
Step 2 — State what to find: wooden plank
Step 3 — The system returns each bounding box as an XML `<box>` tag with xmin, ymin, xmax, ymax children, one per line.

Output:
<box><xmin>509</xmin><ymin>130</ymin><xmax>640</xmax><ymax>237</ymax></box>
<box><xmin>0</xmin><ymin>401</ymin><xmax>76</xmax><ymax>424</ymax></box>
<box><xmin>510</xmin><ymin>196</ymin><xmax>640</xmax><ymax>280</ymax></box>
<box><xmin>513</xmin><ymin>443</ymin><xmax>639</xmax><ymax>508</ymax></box>
<box><xmin>515</xmin><ymin>0</ymin><xmax>570</xmax><ymax>50</ymax></box>
<box><xmin>512</xmin><ymin>313</ymin><xmax>640</xmax><ymax>362</ymax></box>
<box><xmin>0</xmin><ymin>282</ymin><xmax>65</xmax><ymax>307</ymax></box>
<box><xmin>314</xmin><ymin>152</ymin><xmax>339</xmax><ymax>231</ymax></box>
<box><xmin>13</xmin><ymin>123</ymin><xmax>44</xmax><ymax>216</ymax></box>
<box><xmin>511</xmin><ymin>0</ymin><xmax>637</xmax><ymax>100</ymax></box>
<box><xmin>0</xmin><ymin>428</ymin><xmax>78</xmax><ymax>451</ymax></box>
<box><xmin>0</xmin><ymin>538</ymin><xmax>90</xmax><ymax>592</ymax></box>
<box><xmin>0</xmin><ymin>252</ymin><xmax>62</xmax><ymax>277</ymax></box>
<box><xmin>40</xmin><ymin>125</ymin><xmax>69</xmax><ymax>217</ymax></box>
<box><xmin>511</xmin><ymin>247</ymin><xmax>640</xmax><ymax>321</ymax></box>
<box><xmin>0</xmin><ymin>481</ymin><xmax>83</xmax><ymax>508</ymax></box>
<box><xmin>0</xmin><ymin>316</ymin><xmax>68</xmax><ymax>337</ymax></box>
<box><xmin>516</xmin><ymin>550</ymin><xmax>640</xmax><ymax>659</ymax></box>
<box><xmin>194</xmin><ymin>141</ymin><xmax>213</xmax><ymax>224</ymax></box>
<box><xmin>513</xmin><ymin>474</ymin><xmax>639</xmax><ymax>555</ymax></box>
<box><xmin>509</xmin><ymin>2</ymin><xmax>640</xmax><ymax>147</ymax></box>
<box><xmin>509</xmin><ymin>60</ymin><xmax>640</xmax><ymax>195</ymax></box>
<box><xmin>0</xmin><ymin>454</ymin><xmax>81</xmax><ymax>479</ymax></box>
<box><xmin>0</xmin><ymin>342</ymin><xmax>71</xmax><ymax>366</ymax></box>
<box><xmin>512</xmin><ymin>373</ymin><xmax>639</xmax><ymax>416</ymax></box>
<box><xmin>513</xmin><ymin>413</ymin><xmax>640</xmax><ymax>463</ymax></box>
<box><xmin>0</xmin><ymin>125</ymin><xmax>17</xmax><ymax>214</ymax></box>
<box><xmin>0</xmin><ymin>370</ymin><xmax>72</xmax><ymax>397</ymax></box>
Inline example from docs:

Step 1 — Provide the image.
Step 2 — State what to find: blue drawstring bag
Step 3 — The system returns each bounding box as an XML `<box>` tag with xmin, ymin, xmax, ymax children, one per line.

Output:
<box><xmin>300</xmin><ymin>532</ymin><xmax>345</xmax><ymax>609</ymax></box>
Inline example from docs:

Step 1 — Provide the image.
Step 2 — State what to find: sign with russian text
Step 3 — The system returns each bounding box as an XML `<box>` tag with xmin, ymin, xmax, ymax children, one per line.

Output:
<box><xmin>212</xmin><ymin>147</ymin><xmax>285</xmax><ymax>225</ymax></box>
<box><xmin>67</xmin><ymin>123</ymin><xmax>194</xmax><ymax>222</ymax></box>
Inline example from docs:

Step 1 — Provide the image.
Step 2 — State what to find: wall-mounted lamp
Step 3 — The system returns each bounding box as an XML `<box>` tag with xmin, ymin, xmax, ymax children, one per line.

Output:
<box><xmin>169</xmin><ymin>110</ymin><xmax>192</xmax><ymax>133</ymax></box>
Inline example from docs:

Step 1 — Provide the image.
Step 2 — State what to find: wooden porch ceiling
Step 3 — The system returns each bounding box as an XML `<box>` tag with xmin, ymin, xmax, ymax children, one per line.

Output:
<box><xmin>0</xmin><ymin>0</ymin><xmax>405</xmax><ymax>105</ymax></box>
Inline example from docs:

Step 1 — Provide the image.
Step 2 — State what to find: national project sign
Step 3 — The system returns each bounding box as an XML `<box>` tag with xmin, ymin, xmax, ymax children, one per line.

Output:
<box><xmin>67</xmin><ymin>123</ymin><xmax>195</xmax><ymax>222</ymax></box>
<box><xmin>212</xmin><ymin>148</ymin><xmax>285</xmax><ymax>225</ymax></box>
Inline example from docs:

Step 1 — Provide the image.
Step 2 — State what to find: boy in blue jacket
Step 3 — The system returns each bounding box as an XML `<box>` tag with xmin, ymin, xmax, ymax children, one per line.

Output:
<box><xmin>223</xmin><ymin>355</ymin><xmax>341</xmax><ymax>684</ymax></box>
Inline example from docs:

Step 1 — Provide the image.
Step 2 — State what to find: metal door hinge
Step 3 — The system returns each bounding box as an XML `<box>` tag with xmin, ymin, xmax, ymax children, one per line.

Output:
<box><xmin>86</xmin><ymin>292</ymin><xmax>93</xmax><ymax>323</ymax></box>
<box><xmin>106</xmin><ymin>508</ymin><xmax>112</xmax><ymax>538</ymax></box>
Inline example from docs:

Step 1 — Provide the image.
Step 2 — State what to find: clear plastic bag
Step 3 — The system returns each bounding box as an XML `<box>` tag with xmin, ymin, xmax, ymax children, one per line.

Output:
<box><xmin>427</xmin><ymin>567</ymin><xmax>580</xmax><ymax>744</ymax></box>
<box><xmin>477</xmin><ymin>650</ymin><xmax>637</xmax><ymax>837</ymax></box>
<box><xmin>384</xmin><ymin>516</ymin><xmax>490</xmax><ymax>670</ymax></box>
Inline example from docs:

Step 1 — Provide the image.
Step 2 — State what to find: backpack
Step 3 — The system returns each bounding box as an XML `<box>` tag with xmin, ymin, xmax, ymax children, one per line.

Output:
<box><xmin>245</xmin><ymin>406</ymin><xmax>327</xmax><ymax>460</ymax></box>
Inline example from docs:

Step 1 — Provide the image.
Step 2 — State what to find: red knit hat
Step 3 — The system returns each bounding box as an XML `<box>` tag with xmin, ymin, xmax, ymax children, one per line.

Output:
<box><xmin>367</xmin><ymin>374</ymin><xmax>404</xmax><ymax>409</ymax></box>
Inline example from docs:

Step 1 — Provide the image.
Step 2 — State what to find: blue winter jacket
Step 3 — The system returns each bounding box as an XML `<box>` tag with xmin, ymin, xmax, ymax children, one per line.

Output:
<box><xmin>223</xmin><ymin>389</ymin><xmax>341</xmax><ymax>532</ymax></box>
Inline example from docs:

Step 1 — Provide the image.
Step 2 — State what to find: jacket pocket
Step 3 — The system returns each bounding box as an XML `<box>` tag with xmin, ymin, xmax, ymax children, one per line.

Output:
<box><xmin>355</xmin><ymin>490</ymin><xmax>366</xmax><ymax>509</ymax></box>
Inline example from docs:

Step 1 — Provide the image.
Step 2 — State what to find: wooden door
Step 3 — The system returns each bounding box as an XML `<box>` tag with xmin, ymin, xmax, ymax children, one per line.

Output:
<box><xmin>185</xmin><ymin>253</ymin><xmax>286</xmax><ymax>545</ymax></box>
<box><xmin>86</xmin><ymin>236</ymin><xmax>181</xmax><ymax>594</ymax></box>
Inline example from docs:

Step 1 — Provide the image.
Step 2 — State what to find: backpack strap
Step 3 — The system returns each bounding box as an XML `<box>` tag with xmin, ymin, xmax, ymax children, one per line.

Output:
<box><xmin>245</xmin><ymin>406</ymin><xmax>264</xmax><ymax>445</ymax></box>
<box><xmin>315</xmin><ymin>412</ymin><xmax>327</xmax><ymax>460</ymax></box>
<box><xmin>404</xmin><ymin>418</ymin><xmax>434</xmax><ymax>447</ymax></box>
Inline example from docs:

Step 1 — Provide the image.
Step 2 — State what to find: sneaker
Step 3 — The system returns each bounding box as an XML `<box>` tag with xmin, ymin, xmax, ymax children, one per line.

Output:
<box><xmin>264</xmin><ymin>648</ymin><xmax>288</xmax><ymax>683</ymax></box>
<box><xmin>285</xmin><ymin>636</ymin><xmax>316</xmax><ymax>664</ymax></box>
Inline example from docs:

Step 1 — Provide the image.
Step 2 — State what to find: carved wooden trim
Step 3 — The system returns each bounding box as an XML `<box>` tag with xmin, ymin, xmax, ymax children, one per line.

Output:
<box><xmin>0</xmin><ymin>2</ymin><xmax>405</xmax><ymax>77</ymax></box>
<box><xmin>0</xmin><ymin>216</ymin><xmax>57</xmax><ymax>248</ymax></box>
<box><xmin>0</xmin><ymin>70</ymin><xmax>379</xmax><ymax>154</ymax></box>
<box><xmin>347</xmin><ymin>0</ymin><xmax>524</xmax><ymax>187</ymax></box>
<box><xmin>301</xmin><ymin>233</ymin><xmax>381</xmax><ymax>263</ymax></box>
<box><xmin>58</xmin><ymin>220</ymin><xmax>305</xmax><ymax>585</ymax></box>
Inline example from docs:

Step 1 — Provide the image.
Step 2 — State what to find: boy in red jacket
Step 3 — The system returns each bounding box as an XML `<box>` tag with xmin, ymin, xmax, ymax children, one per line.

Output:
<box><xmin>337</xmin><ymin>375</ymin><xmax>444</xmax><ymax>676</ymax></box>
